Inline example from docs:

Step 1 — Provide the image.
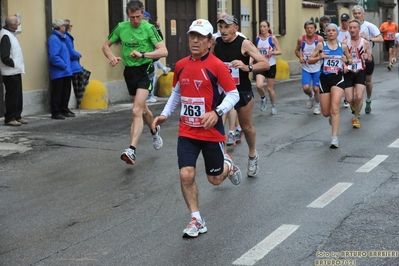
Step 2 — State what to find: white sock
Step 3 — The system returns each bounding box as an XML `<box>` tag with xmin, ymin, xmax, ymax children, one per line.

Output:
<box><xmin>224</xmin><ymin>154</ymin><xmax>232</xmax><ymax>170</ymax></box>
<box><xmin>229</xmin><ymin>130</ymin><xmax>234</xmax><ymax>135</ymax></box>
<box><xmin>191</xmin><ymin>211</ymin><xmax>201</xmax><ymax>221</ymax></box>
<box><xmin>236</xmin><ymin>126</ymin><xmax>241</xmax><ymax>131</ymax></box>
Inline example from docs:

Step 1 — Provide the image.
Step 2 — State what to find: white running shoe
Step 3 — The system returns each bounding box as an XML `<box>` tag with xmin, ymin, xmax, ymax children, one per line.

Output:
<box><xmin>152</xmin><ymin>125</ymin><xmax>163</xmax><ymax>150</ymax></box>
<box><xmin>224</xmin><ymin>154</ymin><xmax>242</xmax><ymax>185</ymax></box>
<box><xmin>343</xmin><ymin>99</ymin><xmax>349</xmax><ymax>108</ymax></box>
<box><xmin>247</xmin><ymin>152</ymin><xmax>259</xmax><ymax>177</ymax></box>
<box><xmin>182</xmin><ymin>217</ymin><xmax>207</xmax><ymax>238</ymax></box>
<box><xmin>121</xmin><ymin>148</ymin><xmax>136</xmax><ymax>165</ymax></box>
<box><xmin>146</xmin><ymin>96</ymin><xmax>157</xmax><ymax>103</ymax></box>
<box><xmin>330</xmin><ymin>136</ymin><xmax>339</xmax><ymax>149</ymax></box>
<box><xmin>307</xmin><ymin>96</ymin><xmax>314</xmax><ymax>109</ymax></box>
<box><xmin>313</xmin><ymin>106</ymin><xmax>321</xmax><ymax>115</ymax></box>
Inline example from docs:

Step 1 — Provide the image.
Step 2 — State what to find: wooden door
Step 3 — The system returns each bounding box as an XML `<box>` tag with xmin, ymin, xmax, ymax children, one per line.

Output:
<box><xmin>165</xmin><ymin>0</ymin><xmax>196</xmax><ymax>70</ymax></box>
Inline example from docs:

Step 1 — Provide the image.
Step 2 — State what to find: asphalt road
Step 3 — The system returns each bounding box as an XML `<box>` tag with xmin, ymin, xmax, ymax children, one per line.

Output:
<box><xmin>1</xmin><ymin>65</ymin><xmax>398</xmax><ymax>266</ymax></box>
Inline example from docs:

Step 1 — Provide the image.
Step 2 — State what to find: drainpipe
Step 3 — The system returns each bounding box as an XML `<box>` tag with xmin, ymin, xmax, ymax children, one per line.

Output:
<box><xmin>45</xmin><ymin>0</ymin><xmax>52</xmax><ymax>40</ymax></box>
<box><xmin>251</xmin><ymin>0</ymin><xmax>257</xmax><ymax>43</ymax></box>
<box><xmin>45</xmin><ymin>0</ymin><xmax>52</xmax><ymax>104</ymax></box>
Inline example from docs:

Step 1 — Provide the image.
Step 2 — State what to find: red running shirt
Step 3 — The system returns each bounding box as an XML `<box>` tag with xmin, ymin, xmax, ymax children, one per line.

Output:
<box><xmin>173</xmin><ymin>52</ymin><xmax>237</xmax><ymax>142</ymax></box>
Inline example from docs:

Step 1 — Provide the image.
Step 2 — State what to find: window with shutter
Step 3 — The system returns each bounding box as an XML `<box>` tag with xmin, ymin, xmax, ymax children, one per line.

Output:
<box><xmin>108</xmin><ymin>0</ymin><xmax>123</xmax><ymax>33</ymax></box>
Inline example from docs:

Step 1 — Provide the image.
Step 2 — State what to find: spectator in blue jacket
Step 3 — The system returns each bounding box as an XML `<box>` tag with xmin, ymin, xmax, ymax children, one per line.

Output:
<box><xmin>65</xmin><ymin>19</ymin><xmax>84</xmax><ymax>112</ymax></box>
<box><xmin>47</xmin><ymin>19</ymin><xmax>73</xmax><ymax>120</ymax></box>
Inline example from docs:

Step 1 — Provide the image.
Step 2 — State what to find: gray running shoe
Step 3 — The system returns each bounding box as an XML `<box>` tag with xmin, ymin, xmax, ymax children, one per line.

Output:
<box><xmin>182</xmin><ymin>217</ymin><xmax>207</xmax><ymax>238</ymax></box>
<box><xmin>271</xmin><ymin>106</ymin><xmax>277</xmax><ymax>115</ymax></box>
<box><xmin>260</xmin><ymin>98</ymin><xmax>268</xmax><ymax>111</ymax></box>
<box><xmin>330</xmin><ymin>136</ymin><xmax>339</xmax><ymax>149</ymax></box>
<box><xmin>307</xmin><ymin>96</ymin><xmax>314</xmax><ymax>109</ymax></box>
<box><xmin>247</xmin><ymin>152</ymin><xmax>259</xmax><ymax>177</ymax></box>
<box><xmin>152</xmin><ymin>125</ymin><xmax>163</xmax><ymax>150</ymax></box>
<box><xmin>226</xmin><ymin>132</ymin><xmax>236</xmax><ymax>146</ymax></box>
<box><xmin>121</xmin><ymin>148</ymin><xmax>136</xmax><ymax>165</ymax></box>
<box><xmin>224</xmin><ymin>154</ymin><xmax>242</xmax><ymax>185</ymax></box>
<box><xmin>235</xmin><ymin>129</ymin><xmax>243</xmax><ymax>144</ymax></box>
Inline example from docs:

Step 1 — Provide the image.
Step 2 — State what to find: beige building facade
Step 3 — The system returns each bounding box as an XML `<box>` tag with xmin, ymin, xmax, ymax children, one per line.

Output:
<box><xmin>0</xmin><ymin>0</ymin><xmax>390</xmax><ymax>116</ymax></box>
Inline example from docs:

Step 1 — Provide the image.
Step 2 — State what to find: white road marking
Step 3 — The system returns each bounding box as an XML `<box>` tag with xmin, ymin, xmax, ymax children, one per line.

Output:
<box><xmin>307</xmin><ymin>182</ymin><xmax>353</xmax><ymax>208</ymax></box>
<box><xmin>232</xmin><ymin>224</ymin><xmax>299</xmax><ymax>265</ymax></box>
<box><xmin>388</xmin><ymin>138</ymin><xmax>399</xmax><ymax>148</ymax></box>
<box><xmin>355</xmin><ymin>155</ymin><xmax>388</xmax><ymax>173</ymax></box>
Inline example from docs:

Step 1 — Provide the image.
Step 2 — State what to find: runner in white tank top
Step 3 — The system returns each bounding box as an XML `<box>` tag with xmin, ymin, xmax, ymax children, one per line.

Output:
<box><xmin>343</xmin><ymin>19</ymin><xmax>370</xmax><ymax>129</ymax></box>
<box><xmin>251</xmin><ymin>20</ymin><xmax>282</xmax><ymax>115</ymax></box>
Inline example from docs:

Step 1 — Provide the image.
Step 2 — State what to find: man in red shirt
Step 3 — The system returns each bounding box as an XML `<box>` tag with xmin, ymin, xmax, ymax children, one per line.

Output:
<box><xmin>152</xmin><ymin>19</ymin><xmax>241</xmax><ymax>238</ymax></box>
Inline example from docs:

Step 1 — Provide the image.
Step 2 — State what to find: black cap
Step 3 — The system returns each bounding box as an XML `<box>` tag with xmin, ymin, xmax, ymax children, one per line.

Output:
<box><xmin>341</xmin><ymin>13</ymin><xmax>350</xmax><ymax>21</ymax></box>
<box><xmin>387</xmin><ymin>14</ymin><xmax>393</xmax><ymax>20</ymax></box>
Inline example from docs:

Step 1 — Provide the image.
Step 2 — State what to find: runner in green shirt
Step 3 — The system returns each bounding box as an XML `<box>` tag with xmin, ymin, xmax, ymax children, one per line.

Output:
<box><xmin>102</xmin><ymin>0</ymin><xmax>168</xmax><ymax>166</ymax></box>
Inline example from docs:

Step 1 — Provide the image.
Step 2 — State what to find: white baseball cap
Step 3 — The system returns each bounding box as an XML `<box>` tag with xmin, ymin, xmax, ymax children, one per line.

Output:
<box><xmin>187</xmin><ymin>19</ymin><xmax>214</xmax><ymax>36</ymax></box>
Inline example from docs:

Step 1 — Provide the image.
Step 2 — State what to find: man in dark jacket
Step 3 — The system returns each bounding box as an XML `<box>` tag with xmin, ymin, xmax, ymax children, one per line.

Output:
<box><xmin>316</xmin><ymin>15</ymin><xmax>331</xmax><ymax>41</ymax></box>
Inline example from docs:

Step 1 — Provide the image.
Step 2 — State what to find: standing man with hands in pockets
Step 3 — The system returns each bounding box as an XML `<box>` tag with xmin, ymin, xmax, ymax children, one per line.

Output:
<box><xmin>152</xmin><ymin>19</ymin><xmax>242</xmax><ymax>238</ymax></box>
<box><xmin>102</xmin><ymin>0</ymin><xmax>168</xmax><ymax>166</ymax></box>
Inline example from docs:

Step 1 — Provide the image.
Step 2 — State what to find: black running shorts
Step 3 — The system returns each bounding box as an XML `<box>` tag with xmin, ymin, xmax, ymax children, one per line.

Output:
<box><xmin>177</xmin><ymin>136</ymin><xmax>225</xmax><ymax>176</ymax></box>
<box><xmin>123</xmin><ymin>63</ymin><xmax>154</xmax><ymax>96</ymax></box>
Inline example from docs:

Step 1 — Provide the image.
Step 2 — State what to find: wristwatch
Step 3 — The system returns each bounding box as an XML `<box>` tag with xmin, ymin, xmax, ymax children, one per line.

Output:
<box><xmin>248</xmin><ymin>65</ymin><xmax>253</xmax><ymax>72</ymax></box>
<box><xmin>214</xmin><ymin>107</ymin><xmax>224</xmax><ymax>117</ymax></box>
<box><xmin>141</xmin><ymin>52</ymin><xmax>145</xmax><ymax>58</ymax></box>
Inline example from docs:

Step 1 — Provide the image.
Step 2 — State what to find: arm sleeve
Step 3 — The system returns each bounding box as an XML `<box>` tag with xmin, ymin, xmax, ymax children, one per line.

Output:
<box><xmin>215</xmin><ymin>88</ymin><xmax>239</xmax><ymax>115</ymax></box>
<box><xmin>0</xmin><ymin>35</ymin><xmax>15</xmax><ymax>67</ymax></box>
<box><xmin>160</xmin><ymin>82</ymin><xmax>181</xmax><ymax>118</ymax></box>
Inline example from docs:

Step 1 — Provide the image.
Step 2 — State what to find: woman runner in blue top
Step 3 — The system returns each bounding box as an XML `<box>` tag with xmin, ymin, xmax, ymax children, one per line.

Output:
<box><xmin>308</xmin><ymin>23</ymin><xmax>352</xmax><ymax>149</ymax></box>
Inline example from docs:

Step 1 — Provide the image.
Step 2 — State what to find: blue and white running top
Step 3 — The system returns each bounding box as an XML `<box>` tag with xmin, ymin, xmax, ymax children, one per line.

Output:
<box><xmin>300</xmin><ymin>34</ymin><xmax>320</xmax><ymax>73</ymax></box>
<box><xmin>321</xmin><ymin>41</ymin><xmax>344</xmax><ymax>75</ymax></box>
<box><xmin>256</xmin><ymin>35</ymin><xmax>276</xmax><ymax>66</ymax></box>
